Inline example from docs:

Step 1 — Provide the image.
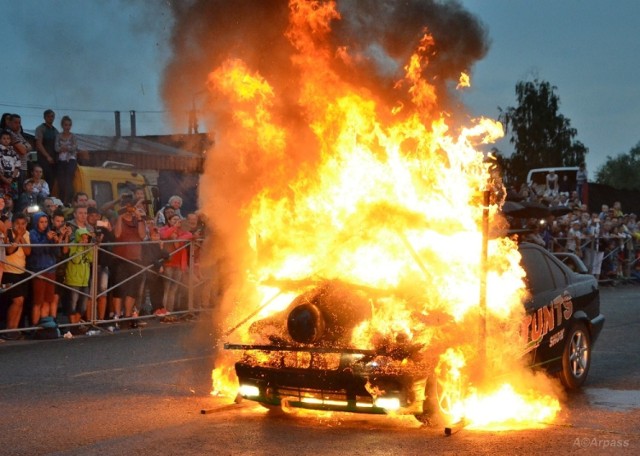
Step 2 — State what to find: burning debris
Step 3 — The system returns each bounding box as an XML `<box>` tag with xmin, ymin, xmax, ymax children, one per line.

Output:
<box><xmin>163</xmin><ymin>1</ymin><xmax>564</xmax><ymax>429</ymax></box>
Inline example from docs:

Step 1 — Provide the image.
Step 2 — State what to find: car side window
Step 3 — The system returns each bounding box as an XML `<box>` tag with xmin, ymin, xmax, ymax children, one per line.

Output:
<box><xmin>546</xmin><ymin>256</ymin><xmax>569</xmax><ymax>288</ymax></box>
<box><xmin>520</xmin><ymin>248</ymin><xmax>556</xmax><ymax>294</ymax></box>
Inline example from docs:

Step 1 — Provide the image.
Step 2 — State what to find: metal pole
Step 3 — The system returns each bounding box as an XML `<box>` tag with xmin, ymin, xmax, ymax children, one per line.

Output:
<box><xmin>188</xmin><ymin>240</ymin><xmax>194</xmax><ymax>312</ymax></box>
<box><xmin>479</xmin><ymin>190</ymin><xmax>490</xmax><ymax>366</ymax></box>
<box><xmin>90</xmin><ymin>242</ymin><xmax>99</xmax><ymax>324</ymax></box>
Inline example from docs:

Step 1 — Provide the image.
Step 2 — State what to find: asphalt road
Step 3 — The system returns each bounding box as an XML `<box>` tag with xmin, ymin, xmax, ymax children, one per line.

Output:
<box><xmin>1</xmin><ymin>285</ymin><xmax>639</xmax><ymax>455</ymax></box>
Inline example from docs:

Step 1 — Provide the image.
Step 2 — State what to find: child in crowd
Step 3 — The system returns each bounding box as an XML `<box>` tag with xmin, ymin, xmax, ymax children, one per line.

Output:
<box><xmin>0</xmin><ymin>130</ymin><xmax>20</xmax><ymax>199</ymax></box>
<box><xmin>64</xmin><ymin>227</ymin><xmax>93</xmax><ymax>331</ymax></box>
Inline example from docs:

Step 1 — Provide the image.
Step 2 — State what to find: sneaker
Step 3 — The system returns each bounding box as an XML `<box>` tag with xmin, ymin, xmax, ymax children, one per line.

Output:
<box><xmin>154</xmin><ymin>308</ymin><xmax>168</xmax><ymax>316</ymax></box>
<box><xmin>0</xmin><ymin>331</ymin><xmax>23</xmax><ymax>341</ymax></box>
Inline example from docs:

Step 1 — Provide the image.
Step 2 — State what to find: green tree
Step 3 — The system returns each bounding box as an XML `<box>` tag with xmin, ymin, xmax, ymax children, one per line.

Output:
<box><xmin>595</xmin><ymin>143</ymin><xmax>640</xmax><ymax>190</ymax></box>
<box><xmin>498</xmin><ymin>79</ymin><xmax>588</xmax><ymax>184</ymax></box>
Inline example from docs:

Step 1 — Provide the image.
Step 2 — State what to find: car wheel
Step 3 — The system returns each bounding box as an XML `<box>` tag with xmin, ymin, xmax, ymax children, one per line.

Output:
<box><xmin>414</xmin><ymin>373</ymin><xmax>461</xmax><ymax>426</ymax></box>
<box><xmin>559</xmin><ymin>322</ymin><xmax>591</xmax><ymax>389</ymax></box>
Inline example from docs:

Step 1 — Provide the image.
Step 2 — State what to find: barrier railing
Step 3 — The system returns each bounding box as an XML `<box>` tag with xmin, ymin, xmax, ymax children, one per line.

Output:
<box><xmin>0</xmin><ymin>237</ymin><xmax>212</xmax><ymax>337</ymax></box>
<box><xmin>545</xmin><ymin>235</ymin><xmax>638</xmax><ymax>280</ymax></box>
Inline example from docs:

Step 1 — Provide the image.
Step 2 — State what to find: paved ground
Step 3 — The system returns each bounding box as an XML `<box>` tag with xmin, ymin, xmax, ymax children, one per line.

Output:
<box><xmin>0</xmin><ymin>286</ymin><xmax>639</xmax><ymax>455</ymax></box>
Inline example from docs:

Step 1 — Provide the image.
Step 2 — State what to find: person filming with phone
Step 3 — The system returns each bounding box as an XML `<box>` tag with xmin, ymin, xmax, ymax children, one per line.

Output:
<box><xmin>111</xmin><ymin>193</ymin><xmax>146</xmax><ymax>328</ymax></box>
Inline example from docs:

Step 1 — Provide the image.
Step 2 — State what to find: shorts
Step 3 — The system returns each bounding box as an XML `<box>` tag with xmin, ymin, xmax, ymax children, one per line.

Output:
<box><xmin>1</xmin><ymin>272</ymin><xmax>30</xmax><ymax>301</ymax></box>
<box><xmin>32</xmin><ymin>272</ymin><xmax>56</xmax><ymax>305</ymax></box>
<box><xmin>112</xmin><ymin>261</ymin><xmax>143</xmax><ymax>299</ymax></box>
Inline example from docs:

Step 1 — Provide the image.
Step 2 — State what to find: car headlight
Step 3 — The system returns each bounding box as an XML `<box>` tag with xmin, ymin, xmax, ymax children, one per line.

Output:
<box><xmin>239</xmin><ymin>384</ymin><xmax>260</xmax><ymax>397</ymax></box>
<box><xmin>374</xmin><ymin>396</ymin><xmax>401</xmax><ymax>411</ymax></box>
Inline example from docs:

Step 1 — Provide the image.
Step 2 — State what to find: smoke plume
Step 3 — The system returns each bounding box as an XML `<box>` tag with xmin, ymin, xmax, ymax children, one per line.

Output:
<box><xmin>160</xmin><ymin>0</ymin><xmax>490</xmax><ymax>322</ymax></box>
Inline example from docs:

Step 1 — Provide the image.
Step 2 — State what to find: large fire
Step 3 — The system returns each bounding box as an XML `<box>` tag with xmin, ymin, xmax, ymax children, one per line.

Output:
<box><xmin>203</xmin><ymin>0</ymin><xmax>560</xmax><ymax>429</ymax></box>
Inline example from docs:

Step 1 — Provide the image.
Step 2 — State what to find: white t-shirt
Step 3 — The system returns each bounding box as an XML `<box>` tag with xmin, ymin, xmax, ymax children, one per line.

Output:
<box><xmin>5</xmin><ymin>231</ymin><xmax>30</xmax><ymax>274</ymax></box>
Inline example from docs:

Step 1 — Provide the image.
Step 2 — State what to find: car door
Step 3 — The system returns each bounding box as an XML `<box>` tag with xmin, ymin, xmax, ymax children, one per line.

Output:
<box><xmin>519</xmin><ymin>245</ymin><xmax>572</xmax><ymax>366</ymax></box>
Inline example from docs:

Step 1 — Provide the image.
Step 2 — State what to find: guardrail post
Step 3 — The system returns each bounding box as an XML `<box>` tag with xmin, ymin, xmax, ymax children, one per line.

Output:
<box><xmin>89</xmin><ymin>241</ymin><xmax>99</xmax><ymax>324</ymax></box>
<box><xmin>188</xmin><ymin>239</ymin><xmax>194</xmax><ymax>312</ymax></box>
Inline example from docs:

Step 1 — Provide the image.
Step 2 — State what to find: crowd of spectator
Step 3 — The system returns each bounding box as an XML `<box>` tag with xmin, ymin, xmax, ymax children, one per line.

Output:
<box><xmin>509</xmin><ymin>167</ymin><xmax>640</xmax><ymax>283</ymax></box>
<box><xmin>0</xmin><ymin>110</ymin><xmax>209</xmax><ymax>341</ymax></box>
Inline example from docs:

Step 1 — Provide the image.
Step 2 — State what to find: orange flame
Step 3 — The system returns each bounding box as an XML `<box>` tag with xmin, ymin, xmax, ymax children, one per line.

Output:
<box><xmin>206</xmin><ymin>0</ymin><xmax>560</xmax><ymax>429</ymax></box>
<box><xmin>457</xmin><ymin>71</ymin><xmax>471</xmax><ymax>90</ymax></box>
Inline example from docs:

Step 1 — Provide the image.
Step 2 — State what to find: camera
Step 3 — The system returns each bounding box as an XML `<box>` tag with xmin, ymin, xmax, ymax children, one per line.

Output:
<box><xmin>27</xmin><ymin>205</ymin><xmax>40</xmax><ymax>214</ymax></box>
<box><xmin>120</xmin><ymin>192</ymin><xmax>134</xmax><ymax>205</ymax></box>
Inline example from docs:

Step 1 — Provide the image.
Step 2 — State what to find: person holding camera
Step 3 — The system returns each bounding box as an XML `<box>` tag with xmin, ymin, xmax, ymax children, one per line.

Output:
<box><xmin>15</xmin><ymin>179</ymin><xmax>39</xmax><ymax>216</ymax></box>
<box><xmin>111</xmin><ymin>194</ymin><xmax>146</xmax><ymax>328</ymax></box>
<box><xmin>1</xmin><ymin>213</ymin><xmax>31</xmax><ymax>339</ymax></box>
<box><xmin>49</xmin><ymin>210</ymin><xmax>72</xmax><ymax>322</ymax></box>
<box><xmin>27</xmin><ymin>212</ymin><xmax>60</xmax><ymax>327</ymax></box>
<box><xmin>86</xmin><ymin>207</ymin><xmax>113</xmax><ymax>321</ymax></box>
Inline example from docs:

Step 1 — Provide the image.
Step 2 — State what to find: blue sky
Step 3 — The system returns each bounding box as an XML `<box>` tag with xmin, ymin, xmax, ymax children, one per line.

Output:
<box><xmin>2</xmin><ymin>0</ymin><xmax>638</xmax><ymax>175</ymax></box>
<box><xmin>460</xmin><ymin>0</ymin><xmax>640</xmax><ymax>174</ymax></box>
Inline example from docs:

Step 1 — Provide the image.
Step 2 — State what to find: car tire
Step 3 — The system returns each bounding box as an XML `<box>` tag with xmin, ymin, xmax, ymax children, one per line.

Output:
<box><xmin>559</xmin><ymin>321</ymin><xmax>591</xmax><ymax>390</ymax></box>
<box><xmin>414</xmin><ymin>374</ymin><xmax>458</xmax><ymax>426</ymax></box>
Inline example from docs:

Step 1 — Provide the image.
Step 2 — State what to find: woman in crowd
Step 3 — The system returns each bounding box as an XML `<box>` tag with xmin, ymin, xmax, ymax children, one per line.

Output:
<box><xmin>55</xmin><ymin>115</ymin><xmax>83</xmax><ymax>204</ymax></box>
<box><xmin>1</xmin><ymin>213</ymin><xmax>31</xmax><ymax>340</ymax></box>
<box><xmin>30</xmin><ymin>164</ymin><xmax>50</xmax><ymax>203</ymax></box>
<box><xmin>159</xmin><ymin>214</ymin><xmax>192</xmax><ymax>314</ymax></box>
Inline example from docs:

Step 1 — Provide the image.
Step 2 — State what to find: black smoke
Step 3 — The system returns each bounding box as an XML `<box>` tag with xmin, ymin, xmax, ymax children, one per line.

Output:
<box><xmin>161</xmin><ymin>0</ymin><xmax>490</xmax><ymax>124</ymax></box>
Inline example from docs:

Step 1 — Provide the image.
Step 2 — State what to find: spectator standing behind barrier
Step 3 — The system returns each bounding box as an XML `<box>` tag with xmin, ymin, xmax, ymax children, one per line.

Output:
<box><xmin>156</xmin><ymin>195</ymin><xmax>183</xmax><ymax>226</ymax></box>
<box><xmin>159</xmin><ymin>215</ymin><xmax>193</xmax><ymax>314</ymax></box>
<box><xmin>142</xmin><ymin>224</ymin><xmax>169</xmax><ymax>316</ymax></box>
<box><xmin>55</xmin><ymin>116</ymin><xmax>84</xmax><ymax>205</ymax></box>
<box><xmin>0</xmin><ymin>130</ymin><xmax>20</xmax><ymax>200</ymax></box>
<box><xmin>86</xmin><ymin>207</ymin><xmax>112</xmax><ymax>321</ymax></box>
<box><xmin>27</xmin><ymin>212</ymin><xmax>59</xmax><ymax>326</ymax></box>
<box><xmin>30</xmin><ymin>165</ymin><xmax>50</xmax><ymax>203</ymax></box>
<box><xmin>34</xmin><ymin>109</ymin><xmax>58</xmax><ymax>192</ymax></box>
<box><xmin>1</xmin><ymin>213</ymin><xmax>31</xmax><ymax>340</ymax></box>
<box><xmin>15</xmin><ymin>179</ymin><xmax>39</xmax><ymax>215</ymax></box>
<box><xmin>49</xmin><ymin>210</ymin><xmax>71</xmax><ymax>322</ymax></box>
<box><xmin>576</xmin><ymin>163</ymin><xmax>588</xmax><ymax>204</ymax></box>
<box><xmin>64</xmin><ymin>227</ymin><xmax>92</xmax><ymax>332</ymax></box>
<box><xmin>6</xmin><ymin>114</ymin><xmax>32</xmax><ymax>191</ymax></box>
<box><xmin>0</xmin><ymin>196</ymin><xmax>7</xmax><ymax>284</ymax></box>
<box><xmin>112</xmin><ymin>195</ymin><xmax>146</xmax><ymax>328</ymax></box>
<box><xmin>155</xmin><ymin>205</ymin><xmax>175</xmax><ymax>227</ymax></box>
<box><xmin>545</xmin><ymin>170</ymin><xmax>559</xmax><ymax>198</ymax></box>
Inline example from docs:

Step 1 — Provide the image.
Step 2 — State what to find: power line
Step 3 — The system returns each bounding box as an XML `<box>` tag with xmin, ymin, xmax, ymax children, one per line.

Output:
<box><xmin>0</xmin><ymin>101</ymin><xmax>169</xmax><ymax>115</ymax></box>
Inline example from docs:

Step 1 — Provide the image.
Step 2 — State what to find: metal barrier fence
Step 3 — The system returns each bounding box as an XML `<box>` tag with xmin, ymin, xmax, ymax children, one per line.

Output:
<box><xmin>0</xmin><ymin>237</ymin><xmax>212</xmax><ymax>337</ymax></box>
<box><xmin>547</xmin><ymin>235</ymin><xmax>638</xmax><ymax>280</ymax></box>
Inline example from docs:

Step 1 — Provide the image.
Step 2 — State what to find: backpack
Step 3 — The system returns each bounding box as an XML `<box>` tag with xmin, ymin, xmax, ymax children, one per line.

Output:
<box><xmin>35</xmin><ymin>316</ymin><xmax>61</xmax><ymax>340</ymax></box>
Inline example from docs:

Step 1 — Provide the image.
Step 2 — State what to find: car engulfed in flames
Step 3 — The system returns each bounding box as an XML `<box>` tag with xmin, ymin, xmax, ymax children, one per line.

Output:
<box><xmin>226</xmin><ymin>243</ymin><xmax>605</xmax><ymax>424</ymax></box>
<box><xmin>193</xmin><ymin>1</ymin><xmax>606</xmax><ymax>430</ymax></box>
<box><xmin>228</xmin><ymin>279</ymin><xmax>439</xmax><ymax>418</ymax></box>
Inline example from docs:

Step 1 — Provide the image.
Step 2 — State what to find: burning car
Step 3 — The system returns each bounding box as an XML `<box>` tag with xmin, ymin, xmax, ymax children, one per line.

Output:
<box><xmin>225</xmin><ymin>242</ymin><xmax>604</xmax><ymax>424</ymax></box>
